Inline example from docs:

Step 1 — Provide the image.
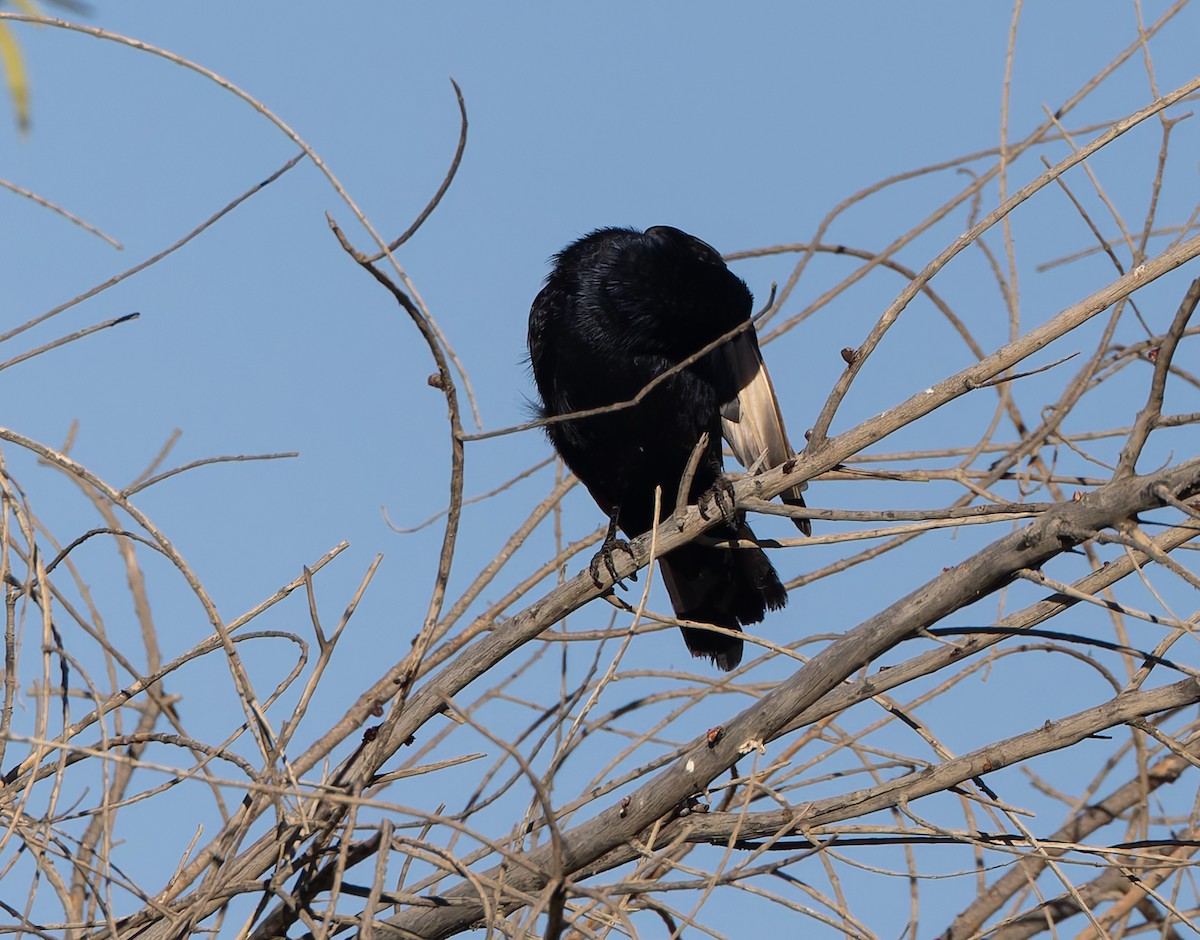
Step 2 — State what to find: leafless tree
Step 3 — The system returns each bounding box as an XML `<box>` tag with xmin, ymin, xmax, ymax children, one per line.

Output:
<box><xmin>3</xmin><ymin>8</ymin><xmax>1200</xmax><ymax>940</ymax></box>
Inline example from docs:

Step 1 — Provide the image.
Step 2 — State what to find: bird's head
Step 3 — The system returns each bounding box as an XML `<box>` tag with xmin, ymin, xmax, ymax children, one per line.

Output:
<box><xmin>606</xmin><ymin>226</ymin><xmax>755</xmax><ymax>357</ymax></box>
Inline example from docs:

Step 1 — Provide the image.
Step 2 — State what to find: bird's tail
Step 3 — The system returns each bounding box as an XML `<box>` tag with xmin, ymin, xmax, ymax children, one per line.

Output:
<box><xmin>658</xmin><ymin>529</ymin><xmax>787</xmax><ymax>671</ymax></box>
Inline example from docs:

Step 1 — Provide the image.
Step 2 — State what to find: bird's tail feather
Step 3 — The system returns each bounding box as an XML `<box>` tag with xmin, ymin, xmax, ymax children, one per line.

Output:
<box><xmin>659</xmin><ymin>533</ymin><xmax>787</xmax><ymax>671</ymax></box>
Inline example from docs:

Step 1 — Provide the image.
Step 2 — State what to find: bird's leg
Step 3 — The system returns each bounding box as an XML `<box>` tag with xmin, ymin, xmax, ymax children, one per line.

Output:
<box><xmin>698</xmin><ymin>476</ymin><xmax>739</xmax><ymax>530</ymax></box>
<box><xmin>588</xmin><ymin>506</ymin><xmax>638</xmax><ymax>589</ymax></box>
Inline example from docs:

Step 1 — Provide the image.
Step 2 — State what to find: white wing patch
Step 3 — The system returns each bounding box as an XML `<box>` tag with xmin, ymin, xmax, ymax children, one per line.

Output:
<box><xmin>718</xmin><ymin>332</ymin><xmax>810</xmax><ymax>534</ymax></box>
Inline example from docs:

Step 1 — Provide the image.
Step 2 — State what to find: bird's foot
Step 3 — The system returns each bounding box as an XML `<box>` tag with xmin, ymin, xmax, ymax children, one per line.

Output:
<box><xmin>698</xmin><ymin>476</ymin><xmax>739</xmax><ymax>529</ymax></box>
<box><xmin>588</xmin><ymin>508</ymin><xmax>638</xmax><ymax>590</ymax></box>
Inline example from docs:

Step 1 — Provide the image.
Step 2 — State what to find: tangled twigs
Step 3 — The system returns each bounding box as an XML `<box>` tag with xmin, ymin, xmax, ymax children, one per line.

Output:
<box><xmin>380</xmin><ymin>456</ymin><xmax>1200</xmax><ymax>938</ymax></box>
<box><xmin>1116</xmin><ymin>277</ymin><xmax>1200</xmax><ymax>476</ymax></box>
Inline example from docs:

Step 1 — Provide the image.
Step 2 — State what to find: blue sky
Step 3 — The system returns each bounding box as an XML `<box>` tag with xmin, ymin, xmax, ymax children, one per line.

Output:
<box><xmin>3</xmin><ymin>4</ymin><xmax>1200</xmax><ymax>936</ymax></box>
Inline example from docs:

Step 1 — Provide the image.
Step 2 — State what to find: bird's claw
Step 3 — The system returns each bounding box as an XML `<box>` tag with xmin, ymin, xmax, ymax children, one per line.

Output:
<box><xmin>698</xmin><ymin>476</ymin><xmax>739</xmax><ymax>529</ymax></box>
<box><xmin>589</xmin><ymin>535</ymin><xmax>638</xmax><ymax>590</ymax></box>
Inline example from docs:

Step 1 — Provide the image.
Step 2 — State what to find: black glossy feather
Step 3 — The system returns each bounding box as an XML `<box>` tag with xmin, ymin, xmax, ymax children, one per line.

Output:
<box><xmin>528</xmin><ymin>225</ymin><xmax>806</xmax><ymax>670</ymax></box>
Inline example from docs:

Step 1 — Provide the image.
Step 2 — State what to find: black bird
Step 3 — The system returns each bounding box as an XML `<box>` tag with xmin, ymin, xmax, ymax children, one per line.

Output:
<box><xmin>528</xmin><ymin>225</ymin><xmax>808</xmax><ymax>671</ymax></box>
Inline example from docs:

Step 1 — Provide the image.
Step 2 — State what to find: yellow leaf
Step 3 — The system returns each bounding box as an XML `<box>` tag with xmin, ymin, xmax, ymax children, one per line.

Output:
<box><xmin>0</xmin><ymin>22</ymin><xmax>30</xmax><ymax>132</ymax></box>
